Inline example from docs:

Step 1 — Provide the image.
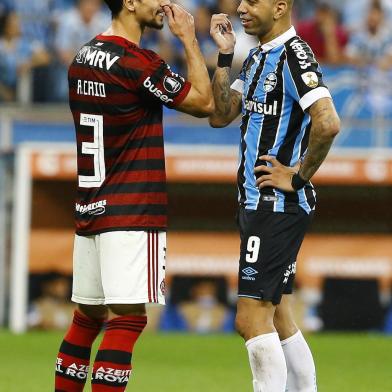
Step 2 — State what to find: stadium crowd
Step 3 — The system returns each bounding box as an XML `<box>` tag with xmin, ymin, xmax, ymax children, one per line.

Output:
<box><xmin>0</xmin><ymin>0</ymin><xmax>391</xmax><ymax>103</ymax></box>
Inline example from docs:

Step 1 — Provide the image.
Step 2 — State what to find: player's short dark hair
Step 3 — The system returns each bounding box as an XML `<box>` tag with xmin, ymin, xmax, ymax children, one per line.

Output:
<box><xmin>103</xmin><ymin>0</ymin><xmax>124</xmax><ymax>18</ymax></box>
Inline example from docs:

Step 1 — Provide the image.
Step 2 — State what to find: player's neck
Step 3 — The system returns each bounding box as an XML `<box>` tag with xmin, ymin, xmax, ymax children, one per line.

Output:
<box><xmin>103</xmin><ymin>17</ymin><xmax>142</xmax><ymax>46</ymax></box>
<box><xmin>258</xmin><ymin>20</ymin><xmax>292</xmax><ymax>47</ymax></box>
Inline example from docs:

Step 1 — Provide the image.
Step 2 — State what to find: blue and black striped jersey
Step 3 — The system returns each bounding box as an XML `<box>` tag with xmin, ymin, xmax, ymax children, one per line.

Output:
<box><xmin>231</xmin><ymin>27</ymin><xmax>331</xmax><ymax>215</ymax></box>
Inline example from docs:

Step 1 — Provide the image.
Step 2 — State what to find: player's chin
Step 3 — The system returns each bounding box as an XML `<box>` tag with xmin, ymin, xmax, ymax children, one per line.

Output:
<box><xmin>243</xmin><ymin>25</ymin><xmax>259</xmax><ymax>36</ymax></box>
<box><xmin>146</xmin><ymin>18</ymin><xmax>164</xmax><ymax>30</ymax></box>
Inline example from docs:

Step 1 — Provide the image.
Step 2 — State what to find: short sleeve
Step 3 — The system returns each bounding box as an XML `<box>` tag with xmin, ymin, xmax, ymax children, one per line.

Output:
<box><xmin>138</xmin><ymin>55</ymin><xmax>191</xmax><ymax>109</ymax></box>
<box><xmin>231</xmin><ymin>49</ymin><xmax>257</xmax><ymax>95</ymax></box>
<box><xmin>284</xmin><ymin>38</ymin><xmax>331</xmax><ymax>111</ymax></box>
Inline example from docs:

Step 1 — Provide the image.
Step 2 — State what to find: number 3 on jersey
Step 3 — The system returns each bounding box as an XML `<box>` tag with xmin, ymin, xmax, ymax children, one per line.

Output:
<box><xmin>78</xmin><ymin>113</ymin><xmax>106</xmax><ymax>188</ymax></box>
<box><xmin>246</xmin><ymin>236</ymin><xmax>260</xmax><ymax>263</ymax></box>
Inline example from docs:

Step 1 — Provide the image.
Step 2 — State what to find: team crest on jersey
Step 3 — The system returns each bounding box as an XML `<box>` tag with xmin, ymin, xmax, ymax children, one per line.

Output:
<box><xmin>263</xmin><ymin>73</ymin><xmax>278</xmax><ymax>92</ymax></box>
<box><xmin>301</xmin><ymin>72</ymin><xmax>318</xmax><ymax>88</ymax></box>
<box><xmin>163</xmin><ymin>76</ymin><xmax>182</xmax><ymax>94</ymax></box>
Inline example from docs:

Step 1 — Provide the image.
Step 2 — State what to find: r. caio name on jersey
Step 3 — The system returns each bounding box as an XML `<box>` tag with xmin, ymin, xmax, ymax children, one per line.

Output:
<box><xmin>76</xmin><ymin>46</ymin><xmax>120</xmax><ymax>70</ymax></box>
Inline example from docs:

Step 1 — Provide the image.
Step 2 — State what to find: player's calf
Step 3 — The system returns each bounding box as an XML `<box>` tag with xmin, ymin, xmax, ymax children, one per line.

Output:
<box><xmin>55</xmin><ymin>310</ymin><xmax>106</xmax><ymax>392</ymax></box>
<box><xmin>91</xmin><ymin>307</ymin><xmax>147</xmax><ymax>391</ymax></box>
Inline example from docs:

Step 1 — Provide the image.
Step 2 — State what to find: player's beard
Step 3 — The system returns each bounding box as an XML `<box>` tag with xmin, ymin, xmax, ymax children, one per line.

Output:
<box><xmin>143</xmin><ymin>19</ymin><xmax>164</xmax><ymax>29</ymax></box>
<box><xmin>141</xmin><ymin>10</ymin><xmax>165</xmax><ymax>30</ymax></box>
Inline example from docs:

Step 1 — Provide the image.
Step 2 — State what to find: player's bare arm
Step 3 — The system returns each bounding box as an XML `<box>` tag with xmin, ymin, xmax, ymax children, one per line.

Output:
<box><xmin>209</xmin><ymin>14</ymin><xmax>242</xmax><ymax>128</ymax></box>
<box><xmin>255</xmin><ymin>98</ymin><xmax>340</xmax><ymax>192</ymax></box>
<box><xmin>163</xmin><ymin>3</ymin><xmax>214</xmax><ymax>117</ymax></box>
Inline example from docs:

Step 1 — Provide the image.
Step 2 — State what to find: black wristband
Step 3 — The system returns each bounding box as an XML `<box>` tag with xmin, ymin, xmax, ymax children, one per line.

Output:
<box><xmin>218</xmin><ymin>52</ymin><xmax>234</xmax><ymax>68</ymax></box>
<box><xmin>291</xmin><ymin>173</ymin><xmax>307</xmax><ymax>191</ymax></box>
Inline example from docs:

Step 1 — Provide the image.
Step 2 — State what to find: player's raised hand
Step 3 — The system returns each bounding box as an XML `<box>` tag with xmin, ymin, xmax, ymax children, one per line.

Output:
<box><xmin>254</xmin><ymin>155</ymin><xmax>299</xmax><ymax>192</ymax></box>
<box><xmin>163</xmin><ymin>3</ymin><xmax>195</xmax><ymax>43</ymax></box>
<box><xmin>210</xmin><ymin>14</ymin><xmax>236</xmax><ymax>54</ymax></box>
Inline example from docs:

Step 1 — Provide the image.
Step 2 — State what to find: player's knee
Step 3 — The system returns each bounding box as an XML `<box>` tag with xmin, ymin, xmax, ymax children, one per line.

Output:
<box><xmin>274</xmin><ymin>313</ymin><xmax>297</xmax><ymax>340</ymax></box>
<box><xmin>235</xmin><ymin>313</ymin><xmax>247</xmax><ymax>339</ymax></box>
<box><xmin>78</xmin><ymin>304</ymin><xmax>108</xmax><ymax>320</ymax></box>
<box><xmin>108</xmin><ymin>303</ymin><xmax>146</xmax><ymax>317</ymax></box>
<box><xmin>235</xmin><ymin>300</ymin><xmax>276</xmax><ymax>340</ymax></box>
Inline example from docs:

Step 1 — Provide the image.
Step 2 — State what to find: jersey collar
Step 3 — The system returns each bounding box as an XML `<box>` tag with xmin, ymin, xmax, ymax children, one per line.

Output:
<box><xmin>259</xmin><ymin>26</ymin><xmax>296</xmax><ymax>52</ymax></box>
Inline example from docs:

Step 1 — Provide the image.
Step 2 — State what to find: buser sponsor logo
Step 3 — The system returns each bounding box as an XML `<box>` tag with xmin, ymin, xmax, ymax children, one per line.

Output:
<box><xmin>244</xmin><ymin>100</ymin><xmax>278</xmax><ymax>115</ymax></box>
<box><xmin>290</xmin><ymin>39</ymin><xmax>312</xmax><ymax>70</ymax></box>
<box><xmin>143</xmin><ymin>77</ymin><xmax>174</xmax><ymax>104</ymax></box>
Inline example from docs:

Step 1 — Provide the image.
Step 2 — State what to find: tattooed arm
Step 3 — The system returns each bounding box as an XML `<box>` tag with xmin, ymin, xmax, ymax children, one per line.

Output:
<box><xmin>298</xmin><ymin>98</ymin><xmax>340</xmax><ymax>180</ymax></box>
<box><xmin>255</xmin><ymin>98</ymin><xmax>340</xmax><ymax>192</ymax></box>
<box><xmin>209</xmin><ymin>67</ymin><xmax>242</xmax><ymax>128</ymax></box>
<box><xmin>209</xmin><ymin>14</ymin><xmax>242</xmax><ymax>128</ymax></box>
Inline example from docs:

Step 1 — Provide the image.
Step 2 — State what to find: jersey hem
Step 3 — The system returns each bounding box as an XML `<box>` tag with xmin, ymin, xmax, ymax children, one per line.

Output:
<box><xmin>240</xmin><ymin>204</ymin><xmax>314</xmax><ymax>215</ymax></box>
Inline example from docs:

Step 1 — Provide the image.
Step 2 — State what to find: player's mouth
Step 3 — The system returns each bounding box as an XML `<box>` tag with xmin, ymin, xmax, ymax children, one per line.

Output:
<box><xmin>157</xmin><ymin>9</ymin><xmax>165</xmax><ymax>18</ymax></box>
<box><xmin>241</xmin><ymin>18</ymin><xmax>252</xmax><ymax>28</ymax></box>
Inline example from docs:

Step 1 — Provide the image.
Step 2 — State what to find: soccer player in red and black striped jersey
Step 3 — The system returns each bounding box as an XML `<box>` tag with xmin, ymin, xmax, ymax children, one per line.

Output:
<box><xmin>54</xmin><ymin>1</ymin><xmax>213</xmax><ymax>391</ymax></box>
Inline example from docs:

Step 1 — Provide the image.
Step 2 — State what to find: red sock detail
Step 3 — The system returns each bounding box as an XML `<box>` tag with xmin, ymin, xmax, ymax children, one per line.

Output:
<box><xmin>91</xmin><ymin>315</ymin><xmax>147</xmax><ymax>391</ymax></box>
<box><xmin>55</xmin><ymin>311</ymin><xmax>105</xmax><ymax>392</ymax></box>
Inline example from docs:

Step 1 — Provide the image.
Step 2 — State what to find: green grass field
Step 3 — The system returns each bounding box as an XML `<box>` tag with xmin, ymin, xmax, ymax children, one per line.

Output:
<box><xmin>0</xmin><ymin>331</ymin><xmax>391</xmax><ymax>391</ymax></box>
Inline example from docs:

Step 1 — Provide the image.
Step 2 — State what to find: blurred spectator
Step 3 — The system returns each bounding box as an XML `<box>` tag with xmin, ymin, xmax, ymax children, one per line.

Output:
<box><xmin>51</xmin><ymin>0</ymin><xmax>110</xmax><ymax>101</ymax></box>
<box><xmin>141</xmin><ymin>28</ymin><xmax>176</xmax><ymax>71</ymax></box>
<box><xmin>172</xmin><ymin>5</ymin><xmax>217</xmax><ymax>77</ymax></box>
<box><xmin>160</xmin><ymin>277</ymin><xmax>234</xmax><ymax>333</ymax></box>
<box><xmin>0</xmin><ymin>11</ymin><xmax>50</xmax><ymax>102</ymax></box>
<box><xmin>345</xmin><ymin>0</ymin><xmax>392</xmax><ymax>68</ymax></box>
<box><xmin>54</xmin><ymin>0</ymin><xmax>109</xmax><ymax>67</ymax></box>
<box><xmin>28</xmin><ymin>273</ymin><xmax>74</xmax><ymax>330</ymax></box>
<box><xmin>194</xmin><ymin>6</ymin><xmax>217</xmax><ymax>76</ymax></box>
<box><xmin>0</xmin><ymin>0</ymin><xmax>56</xmax><ymax>48</ymax></box>
<box><xmin>342</xmin><ymin>0</ymin><xmax>392</xmax><ymax>32</ymax></box>
<box><xmin>345</xmin><ymin>0</ymin><xmax>392</xmax><ymax>115</ymax></box>
<box><xmin>296</xmin><ymin>2</ymin><xmax>349</xmax><ymax>65</ymax></box>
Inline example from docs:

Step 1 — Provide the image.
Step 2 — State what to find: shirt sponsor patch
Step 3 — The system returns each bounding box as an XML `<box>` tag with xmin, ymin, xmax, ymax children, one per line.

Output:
<box><xmin>163</xmin><ymin>76</ymin><xmax>182</xmax><ymax>94</ymax></box>
<box><xmin>301</xmin><ymin>72</ymin><xmax>319</xmax><ymax>88</ymax></box>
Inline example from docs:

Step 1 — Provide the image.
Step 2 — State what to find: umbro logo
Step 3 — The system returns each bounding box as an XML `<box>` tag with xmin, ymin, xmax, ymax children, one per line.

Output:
<box><xmin>242</xmin><ymin>267</ymin><xmax>258</xmax><ymax>276</ymax></box>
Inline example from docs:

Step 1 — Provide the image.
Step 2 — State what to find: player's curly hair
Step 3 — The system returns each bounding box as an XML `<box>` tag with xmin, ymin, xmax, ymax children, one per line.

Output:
<box><xmin>103</xmin><ymin>0</ymin><xmax>123</xmax><ymax>18</ymax></box>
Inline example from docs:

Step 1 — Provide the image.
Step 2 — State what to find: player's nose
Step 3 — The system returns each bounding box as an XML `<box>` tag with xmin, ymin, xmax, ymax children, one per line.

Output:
<box><xmin>159</xmin><ymin>0</ymin><xmax>171</xmax><ymax>8</ymax></box>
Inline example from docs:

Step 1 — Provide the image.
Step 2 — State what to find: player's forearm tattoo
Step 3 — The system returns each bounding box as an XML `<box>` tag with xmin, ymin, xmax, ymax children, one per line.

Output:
<box><xmin>299</xmin><ymin>101</ymin><xmax>340</xmax><ymax>181</ymax></box>
<box><xmin>212</xmin><ymin>67</ymin><xmax>232</xmax><ymax>116</ymax></box>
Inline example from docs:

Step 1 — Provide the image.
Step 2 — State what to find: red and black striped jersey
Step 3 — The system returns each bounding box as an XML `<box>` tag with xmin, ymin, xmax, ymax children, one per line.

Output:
<box><xmin>69</xmin><ymin>34</ymin><xmax>191</xmax><ymax>235</ymax></box>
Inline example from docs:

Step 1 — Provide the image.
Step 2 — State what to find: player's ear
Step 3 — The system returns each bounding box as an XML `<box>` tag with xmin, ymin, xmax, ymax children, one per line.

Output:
<box><xmin>124</xmin><ymin>0</ymin><xmax>136</xmax><ymax>13</ymax></box>
<box><xmin>273</xmin><ymin>0</ymin><xmax>289</xmax><ymax>20</ymax></box>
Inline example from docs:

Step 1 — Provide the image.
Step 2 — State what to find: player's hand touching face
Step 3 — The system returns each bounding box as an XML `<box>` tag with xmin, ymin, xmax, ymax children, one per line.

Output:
<box><xmin>163</xmin><ymin>3</ymin><xmax>196</xmax><ymax>43</ymax></box>
<box><xmin>135</xmin><ymin>0</ymin><xmax>170</xmax><ymax>30</ymax></box>
<box><xmin>210</xmin><ymin>14</ymin><xmax>236</xmax><ymax>54</ymax></box>
<box><xmin>254</xmin><ymin>155</ymin><xmax>300</xmax><ymax>192</ymax></box>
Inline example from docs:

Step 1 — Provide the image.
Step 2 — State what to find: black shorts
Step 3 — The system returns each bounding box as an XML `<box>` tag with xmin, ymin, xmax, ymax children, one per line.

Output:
<box><xmin>237</xmin><ymin>207</ymin><xmax>313</xmax><ymax>305</ymax></box>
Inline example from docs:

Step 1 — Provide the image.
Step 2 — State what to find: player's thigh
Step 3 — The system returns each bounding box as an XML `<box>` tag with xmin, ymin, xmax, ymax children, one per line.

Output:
<box><xmin>237</xmin><ymin>208</ymin><xmax>312</xmax><ymax>305</ymax></box>
<box><xmin>236</xmin><ymin>297</ymin><xmax>276</xmax><ymax>338</ymax></box>
<box><xmin>72</xmin><ymin>234</ymin><xmax>105</xmax><ymax>305</ymax></box>
<box><xmin>99</xmin><ymin>230</ymin><xmax>166</xmax><ymax>305</ymax></box>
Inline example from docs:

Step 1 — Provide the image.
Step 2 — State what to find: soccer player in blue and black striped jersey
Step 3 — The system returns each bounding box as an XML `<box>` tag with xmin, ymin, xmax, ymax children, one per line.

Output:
<box><xmin>210</xmin><ymin>1</ymin><xmax>340</xmax><ymax>391</ymax></box>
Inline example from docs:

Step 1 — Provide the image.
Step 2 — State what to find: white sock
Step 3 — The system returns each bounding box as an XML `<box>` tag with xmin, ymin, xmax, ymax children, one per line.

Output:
<box><xmin>246</xmin><ymin>332</ymin><xmax>287</xmax><ymax>392</ymax></box>
<box><xmin>281</xmin><ymin>330</ymin><xmax>317</xmax><ymax>392</ymax></box>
